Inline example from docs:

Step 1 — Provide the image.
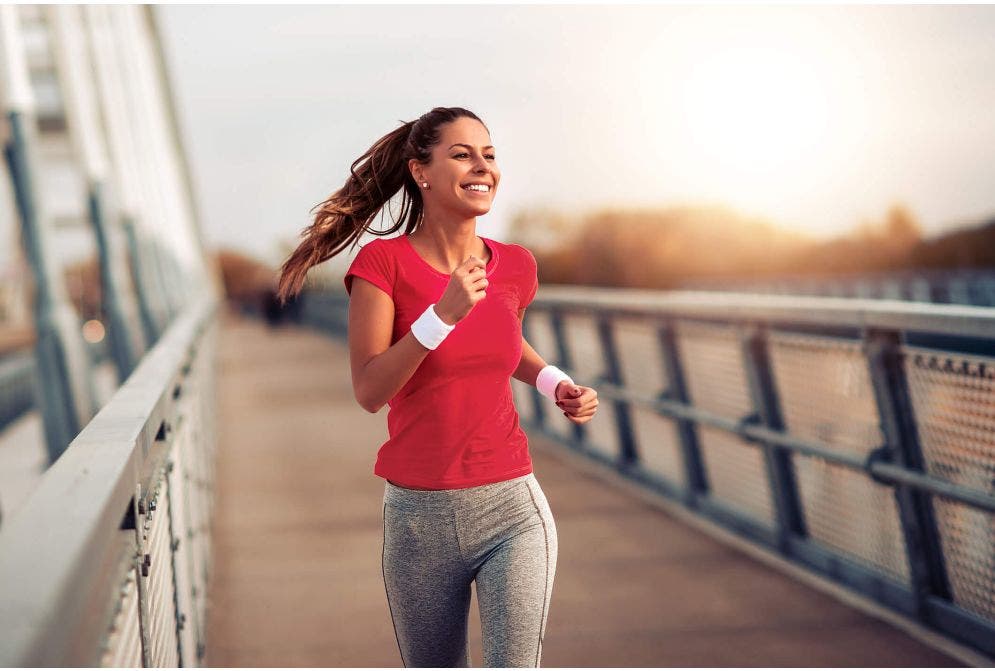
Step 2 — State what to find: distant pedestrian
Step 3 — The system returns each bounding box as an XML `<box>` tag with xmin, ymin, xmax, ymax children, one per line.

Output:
<box><xmin>276</xmin><ymin>107</ymin><xmax>599</xmax><ymax>667</ymax></box>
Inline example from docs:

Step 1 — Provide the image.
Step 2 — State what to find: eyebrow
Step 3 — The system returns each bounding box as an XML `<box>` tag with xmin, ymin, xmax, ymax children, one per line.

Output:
<box><xmin>449</xmin><ymin>143</ymin><xmax>495</xmax><ymax>151</ymax></box>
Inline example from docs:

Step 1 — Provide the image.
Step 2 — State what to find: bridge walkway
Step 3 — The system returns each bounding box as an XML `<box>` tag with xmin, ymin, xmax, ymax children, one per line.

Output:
<box><xmin>204</xmin><ymin>309</ymin><xmax>961</xmax><ymax>667</ymax></box>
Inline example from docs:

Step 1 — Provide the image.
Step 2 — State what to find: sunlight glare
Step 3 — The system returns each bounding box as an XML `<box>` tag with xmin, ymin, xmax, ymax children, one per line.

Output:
<box><xmin>683</xmin><ymin>47</ymin><xmax>830</xmax><ymax>180</ymax></box>
<box><xmin>638</xmin><ymin>9</ymin><xmax>875</xmax><ymax>234</ymax></box>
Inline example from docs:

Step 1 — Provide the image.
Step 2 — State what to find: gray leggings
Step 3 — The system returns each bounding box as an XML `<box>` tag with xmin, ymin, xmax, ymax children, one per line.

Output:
<box><xmin>381</xmin><ymin>472</ymin><xmax>557</xmax><ymax>667</ymax></box>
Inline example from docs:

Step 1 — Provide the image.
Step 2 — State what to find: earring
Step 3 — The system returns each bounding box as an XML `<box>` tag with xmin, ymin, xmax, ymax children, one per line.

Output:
<box><xmin>421</xmin><ymin>182</ymin><xmax>429</xmax><ymax>189</ymax></box>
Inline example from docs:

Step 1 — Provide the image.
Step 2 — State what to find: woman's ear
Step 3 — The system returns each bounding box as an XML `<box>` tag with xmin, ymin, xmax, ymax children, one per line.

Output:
<box><xmin>407</xmin><ymin>158</ymin><xmax>424</xmax><ymax>185</ymax></box>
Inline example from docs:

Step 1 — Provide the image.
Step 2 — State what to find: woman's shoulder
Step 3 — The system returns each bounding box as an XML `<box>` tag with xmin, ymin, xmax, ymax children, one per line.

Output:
<box><xmin>487</xmin><ymin>238</ymin><xmax>536</xmax><ymax>267</ymax></box>
<box><xmin>353</xmin><ymin>234</ymin><xmax>405</xmax><ymax>259</ymax></box>
<box><xmin>359</xmin><ymin>234</ymin><xmax>403</xmax><ymax>249</ymax></box>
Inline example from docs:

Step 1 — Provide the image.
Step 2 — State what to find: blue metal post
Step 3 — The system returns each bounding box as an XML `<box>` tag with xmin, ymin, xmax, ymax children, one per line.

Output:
<box><xmin>88</xmin><ymin>180</ymin><xmax>142</xmax><ymax>380</ymax></box>
<box><xmin>548</xmin><ymin>308</ymin><xmax>585</xmax><ymax>445</ymax></box>
<box><xmin>4</xmin><ymin>110</ymin><xmax>97</xmax><ymax>462</ymax></box>
<box><xmin>122</xmin><ymin>214</ymin><xmax>161</xmax><ymax>347</ymax></box>
<box><xmin>656</xmin><ymin>321</ymin><xmax>708</xmax><ymax>506</ymax></box>
<box><xmin>740</xmin><ymin>324</ymin><xmax>807</xmax><ymax>551</ymax></box>
<box><xmin>864</xmin><ymin>327</ymin><xmax>950</xmax><ymax>615</ymax></box>
<box><xmin>595</xmin><ymin>315</ymin><xmax>638</xmax><ymax>467</ymax></box>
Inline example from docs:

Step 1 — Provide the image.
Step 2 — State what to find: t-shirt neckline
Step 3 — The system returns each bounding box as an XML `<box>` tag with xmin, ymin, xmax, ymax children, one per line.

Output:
<box><xmin>400</xmin><ymin>234</ymin><xmax>499</xmax><ymax>278</ymax></box>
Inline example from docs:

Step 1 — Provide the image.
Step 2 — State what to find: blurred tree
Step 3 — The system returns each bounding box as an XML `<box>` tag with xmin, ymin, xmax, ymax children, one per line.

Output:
<box><xmin>523</xmin><ymin>204</ymin><xmax>812</xmax><ymax>288</ymax></box>
<box><xmin>507</xmin><ymin>207</ymin><xmax>578</xmax><ymax>255</ymax></box>
<box><xmin>215</xmin><ymin>249</ymin><xmax>277</xmax><ymax>305</ymax></box>
<box><xmin>508</xmin><ymin>200</ymin><xmax>995</xmax><ymax>288</ymax></box>
<box><xmin>910</xmin><ymin>217</ymin><xmax>995</xmax><ymax>268</ymax></box>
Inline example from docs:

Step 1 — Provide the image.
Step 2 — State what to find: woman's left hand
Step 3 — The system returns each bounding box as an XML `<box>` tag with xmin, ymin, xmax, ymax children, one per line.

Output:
<box><xmin>554</xmin><ymin>382</ymin><xmax>598</xmax><ymax>425</ymax></box>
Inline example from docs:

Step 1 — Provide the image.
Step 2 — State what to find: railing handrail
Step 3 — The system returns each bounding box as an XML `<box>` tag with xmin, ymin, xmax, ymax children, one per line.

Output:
<box><xmin>293</xmin><ymin>282</ymin><xmax>995</xmax><ymax>658</ymax></box>
<box><xmin>0</xmin><ymin>294</ymin><xmax>218</xmax><ymax>666</ymax></box>
<box><xmin>532</xmin><ymin>286</ymin><xmax>995</xmax><ymax>339</ymax></box>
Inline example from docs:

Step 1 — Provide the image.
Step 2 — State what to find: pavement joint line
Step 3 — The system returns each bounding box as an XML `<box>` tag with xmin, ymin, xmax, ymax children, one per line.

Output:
<box><xmin>528</xmin><ymin>432</ymin><xmax>995</xmax><ymax>669</ymax></box>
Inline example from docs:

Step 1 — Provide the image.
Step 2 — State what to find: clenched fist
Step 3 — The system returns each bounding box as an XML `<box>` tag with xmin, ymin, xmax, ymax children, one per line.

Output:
<box><xmin>433</xmin><ymin>255</ymin><xmax>488</xmax><ymax>325</ymax></box>
<box><xmin>554</xmin><ymin>382</ymin><xmax>599</xmax><ymax>425</ymax></box>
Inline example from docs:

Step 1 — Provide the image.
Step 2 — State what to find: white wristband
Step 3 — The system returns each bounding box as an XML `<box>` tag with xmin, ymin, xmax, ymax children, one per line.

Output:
<box><xmin>411</xmin><ymin>304</ymin><xmax>455</xmax><ymax>350</ymax></box>
<box><xmin>536</xmin><ymin>365</ymin><xmax>573</xmax><ymax>400</ymax></box>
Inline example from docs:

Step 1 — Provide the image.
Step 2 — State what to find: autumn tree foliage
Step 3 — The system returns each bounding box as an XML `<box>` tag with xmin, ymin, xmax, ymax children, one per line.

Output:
<box><xmin>504</xmin><ymin>201</ymin><xmax>982</xmax><ymax>289</ymax></box>
<box><xmin>510</xmin><ymin>204</ymin><xmax>812</xmax><ymax>288</ymax></box>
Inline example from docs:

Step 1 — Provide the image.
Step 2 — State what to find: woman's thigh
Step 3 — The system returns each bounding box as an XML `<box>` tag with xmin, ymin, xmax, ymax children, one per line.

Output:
<box><xmin>471</xmin><ymin>476</ymin><xmax>558</xmax><ymax>667</ymax></box>
<box><xmin>382</xmin><ymin>502</ymin><xmax>472</xmax><ymax>667</ymax></box>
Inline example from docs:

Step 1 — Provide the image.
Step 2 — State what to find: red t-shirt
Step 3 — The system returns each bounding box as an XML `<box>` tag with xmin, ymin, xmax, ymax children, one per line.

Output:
<box><xmin>343</xmin><ymin>234</ymin><xmax>539</xmax><ymax>489</ymax></box>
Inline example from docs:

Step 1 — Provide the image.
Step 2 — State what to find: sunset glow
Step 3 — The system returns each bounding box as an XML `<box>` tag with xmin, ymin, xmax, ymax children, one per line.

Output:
<box><xmin>157</xmin><ymin>5</ymin><xmax>995</xmax><ymax>259</ymax></box>
<box><xmin>637</xmin><ymin>9</ymin><xmax>880</xmax><ymax>234</ymax></box>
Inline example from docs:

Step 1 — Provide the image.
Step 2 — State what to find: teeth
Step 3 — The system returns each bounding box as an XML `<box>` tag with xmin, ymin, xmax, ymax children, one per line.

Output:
<box><xmin>463</xmin><ymin>184</ymin><xmax>490</xmax><ymax>192</ymax></box>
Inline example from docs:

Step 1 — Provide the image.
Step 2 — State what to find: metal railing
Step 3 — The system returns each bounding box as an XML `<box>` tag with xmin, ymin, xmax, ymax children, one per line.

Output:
<box><xmin>680</xmin><ymin>267</ymin><xmax>995</xmax><ymax>307</ymax></box>
<box><xmin>0</xmin><ymin>294</ymin><xmax>219</xmax><ymax>666</ymax></box>
<box><xmin>0</xmin><ymin>352</ymin><xmax>35</xmax><ymax>434</ymax></box>
<box><xmin>297</xmin><ymin>284</ymin><xmax>995</xmax><ymax>658</ymax></box>
<box><xmin>516</xmin><ymin>287</ymin><xmax>995</xmax><ymax>657</ymax></box>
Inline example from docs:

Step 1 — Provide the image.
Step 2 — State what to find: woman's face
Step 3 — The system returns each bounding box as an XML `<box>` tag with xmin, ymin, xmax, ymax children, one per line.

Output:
<box><xmin>411</xmin><ymin>117</ymin><xmax>500</xmax><ymax>218</ymax></box>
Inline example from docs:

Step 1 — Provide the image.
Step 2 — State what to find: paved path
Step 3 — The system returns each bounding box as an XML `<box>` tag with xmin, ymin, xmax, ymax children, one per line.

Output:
<box><xmin>205</xmin><ymin>309</ymin><xmax>961</xmax><ymax>667</ymax></box>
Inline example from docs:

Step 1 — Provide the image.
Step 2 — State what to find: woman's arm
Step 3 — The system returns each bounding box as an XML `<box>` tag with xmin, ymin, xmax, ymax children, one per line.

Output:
<box><xmin>512</xmin><ymin>308</ymin><xmax>547</xmax><ymax>386</ymax></box>
<box><xmin>513</xmin><ymin>307</ymin><xmax>600</xmax><ymax>424</ymax></box>
<box><xmin>347</xmin><ymin>277</ymin><xmax>431</xmax><ymax>413</ymax></box>
<box><xmin>348</xmin><ymin>256</ymin><xmax>488</xmax><ymax>413</ymax></box>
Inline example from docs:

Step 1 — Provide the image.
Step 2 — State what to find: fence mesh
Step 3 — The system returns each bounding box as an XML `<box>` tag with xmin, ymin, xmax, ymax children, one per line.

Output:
<box><xmin>613</xmin><ymin>318</ymin><xmax>670</xmax><ymax>397</ymax></box>
<box><xmin>677</xmin><ymin>321</ymin><xmax>774</xmax><ymax>526</ymax></box>
<box><xmin>613</xmin><ymin>318</ymin><xmax>686</xmax><ymax>486</ymax></box>
<box><xmin>768</xmin><ymin>331</ymin><xmax>909</xmax><ymax>583</ymax></box>
<box><xmin>562</xmin><ymin>313</ymin><xmax>618</xmax><ymax>460</ymax></box>
<box><xmin>523</xmin><ymin>311</ymin><xmax>575</xmax><ymax>442</ymax></box>
<box><xmin>904</xmin><ymin>344</ymin><xmax>995</xmax><ymax>621</ymax></box>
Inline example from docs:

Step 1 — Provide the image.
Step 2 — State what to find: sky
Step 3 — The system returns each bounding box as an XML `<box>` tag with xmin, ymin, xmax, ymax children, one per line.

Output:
<box><xmin>157</xmin><ymin>4</ymin><xmax>995</xmax><ymax>269</ymax></box>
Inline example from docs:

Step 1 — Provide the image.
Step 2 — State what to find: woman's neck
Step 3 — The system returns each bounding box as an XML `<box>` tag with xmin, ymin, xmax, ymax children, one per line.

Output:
<box><xmin>410</xmin><ymin>215</ymin><xmax>485</xmax><ymax>270</ymax></box>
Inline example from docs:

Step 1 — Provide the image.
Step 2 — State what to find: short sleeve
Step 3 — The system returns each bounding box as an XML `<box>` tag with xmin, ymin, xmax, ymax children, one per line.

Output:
<box><xmin>344</xmin><ymin>239</ymin><xmax>394</xmax><ymax>298</ymax></box>
<box><xmin>519</xmin><ymin>246</ymin><xmax>538</xmax><ymax>310</ymax></box>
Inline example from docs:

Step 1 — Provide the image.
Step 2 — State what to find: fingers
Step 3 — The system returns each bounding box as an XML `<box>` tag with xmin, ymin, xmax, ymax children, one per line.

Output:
<box><xmin>459</xmin><ymin>255</ymin><xmax>486</xmax><ymax>273</ymax></box>
<box><xmin>562</xmin><ymin>405</ymin><xmax>597</xmax><ymax>418</ymax></box>
<box><xmin>458</xmin><ymin>258</ymin><xmax>487</xmax><ymax>286</ymax></box>
<box><xmin>466</xmin><ymin>264</ymin><xmax>487</xmax><ymax>294</ymax></box>
<box><xmin>561</xmin><ymin>403</ymin><xmax>598</xmax><ymax>417</ymax></box>
<box><xmin>563</xmin><ymin>411</ymin><xmax>594</xmax><ymax>425</ymax></box>
<box><xmin>556</xmin><ymin>387</ymin><xmax>599</xmax><ymax>425</ymax></box>
<box><xmin>557</xmin><ymin>401</ymin><xmax>598</xmax><ymax>416</ymax></box>
<box><xmin>555</xmin><ymin>389</ymin><xmax>598</xmax><ymax>411</ymax></box>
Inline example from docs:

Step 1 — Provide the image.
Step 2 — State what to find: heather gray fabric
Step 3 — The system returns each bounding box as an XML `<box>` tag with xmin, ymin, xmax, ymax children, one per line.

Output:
<box><xmin>381</xmin><ymin>472</ymin><xmax>557</xmax><ymax>668</ymax></box>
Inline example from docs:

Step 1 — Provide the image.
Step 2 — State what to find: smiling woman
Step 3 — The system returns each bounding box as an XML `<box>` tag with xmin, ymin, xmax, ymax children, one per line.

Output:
<box><xmin>274</xmin><ymin>106</ymin><xmax>600</xmax><ymax>667</ymax></box>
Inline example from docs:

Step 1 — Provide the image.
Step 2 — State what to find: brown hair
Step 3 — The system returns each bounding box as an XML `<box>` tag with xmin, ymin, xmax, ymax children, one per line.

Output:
<box><xmin>276</xmin><ymin>106</ymin><xmax>487</xmax><ymax>305</ymax></box>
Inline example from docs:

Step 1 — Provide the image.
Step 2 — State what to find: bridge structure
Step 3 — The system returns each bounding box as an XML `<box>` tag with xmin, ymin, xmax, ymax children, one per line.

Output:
<box><xmin>4</xmin><ymin>277</ymin><xmax>995</xmax><ymax>665</ymax></box>
<box><xmin>680</xmin><ymin>267</ymin><xmax>995</xmax><ymax>307</ymax></box>
<box><xmin>0</xmin><ymin>4</ymin><xmax>994</xmax><ymax>668</ymax></box>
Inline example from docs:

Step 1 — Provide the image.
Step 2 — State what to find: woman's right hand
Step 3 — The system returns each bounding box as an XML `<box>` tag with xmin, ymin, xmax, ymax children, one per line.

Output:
<box><xmin>434</xmin><ymin>255</ymin><xmax>488</xmax><ymax>325</ymax></box>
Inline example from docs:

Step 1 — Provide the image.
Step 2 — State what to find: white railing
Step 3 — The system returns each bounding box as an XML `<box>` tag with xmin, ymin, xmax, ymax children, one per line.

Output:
<box><xmin>0</xmin><ymin>294</ymin><xmax>219</xmax><ymax>666</ymax></box>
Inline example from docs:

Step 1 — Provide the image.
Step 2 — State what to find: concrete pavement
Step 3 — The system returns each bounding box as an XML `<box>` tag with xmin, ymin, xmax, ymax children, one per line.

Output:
<box><xmin>205</xmin><ymin>309</ymin><xmax>961</xmax><ymax>667</ymax></box>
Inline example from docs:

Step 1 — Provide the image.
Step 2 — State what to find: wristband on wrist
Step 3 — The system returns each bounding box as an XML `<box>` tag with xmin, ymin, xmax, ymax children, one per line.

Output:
<box><xmin>536</xmin><ymin>364</ymin><xmax>573</xmax><ymax>400</ymax></box>
<box><xmin>410</xmin><ymin>303</ymin><xmax>455</xmax><ymax>350</ymax></box>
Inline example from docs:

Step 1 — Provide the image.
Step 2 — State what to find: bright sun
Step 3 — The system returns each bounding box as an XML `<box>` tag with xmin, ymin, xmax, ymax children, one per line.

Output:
<box><xmin>682</xmin><ymin>46</ymin><xmax>830</xmax><ymax>181</ymax></box>
<box><xmin>638</xmin><ymin>9</ymin><xmax>875</xmax><ymax>233</ymax></box>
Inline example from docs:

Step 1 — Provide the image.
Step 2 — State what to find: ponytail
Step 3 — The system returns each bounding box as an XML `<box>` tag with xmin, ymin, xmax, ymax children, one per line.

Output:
<box><xmin>276</xmin><ymin>106</ymin><xmax>486</xmax><ymax>306</ymax></box>
<box><xmin>276</xmin><ymin>120</ymin><xmax>414</xmax><ymax>305</ymax></box>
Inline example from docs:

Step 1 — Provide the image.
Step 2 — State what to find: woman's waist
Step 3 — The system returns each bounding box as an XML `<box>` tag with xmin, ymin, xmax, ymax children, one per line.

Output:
<box><xmin>387</xmin><ymin>383</ymin><xmax>517</xmax><ymax>423</ymax></box>
<box><xmin>383</xmin><ymin>472</ymin><xmax>536</xmax><ymax>511</ymax></box>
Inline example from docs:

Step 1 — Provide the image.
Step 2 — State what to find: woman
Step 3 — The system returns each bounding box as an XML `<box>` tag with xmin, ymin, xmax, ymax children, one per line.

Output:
<box><xmin>277</xmin><ymin>106</ymin><xmax>599</xmax><ymax>667</ymax></box>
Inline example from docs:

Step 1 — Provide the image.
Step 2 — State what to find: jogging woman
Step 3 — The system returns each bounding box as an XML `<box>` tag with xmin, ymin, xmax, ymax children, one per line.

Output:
<box><xmin>276</xmin><ymin>106</ymin><xmax>599</xmax><ymax>667</ymax></box>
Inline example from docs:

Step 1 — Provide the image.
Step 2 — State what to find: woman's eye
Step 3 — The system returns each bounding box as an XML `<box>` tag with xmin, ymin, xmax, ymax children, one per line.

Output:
<box><xmin>452</xmin><ymin>152</ymin><xmax>496</xmax><ymax>160</ymax></box>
